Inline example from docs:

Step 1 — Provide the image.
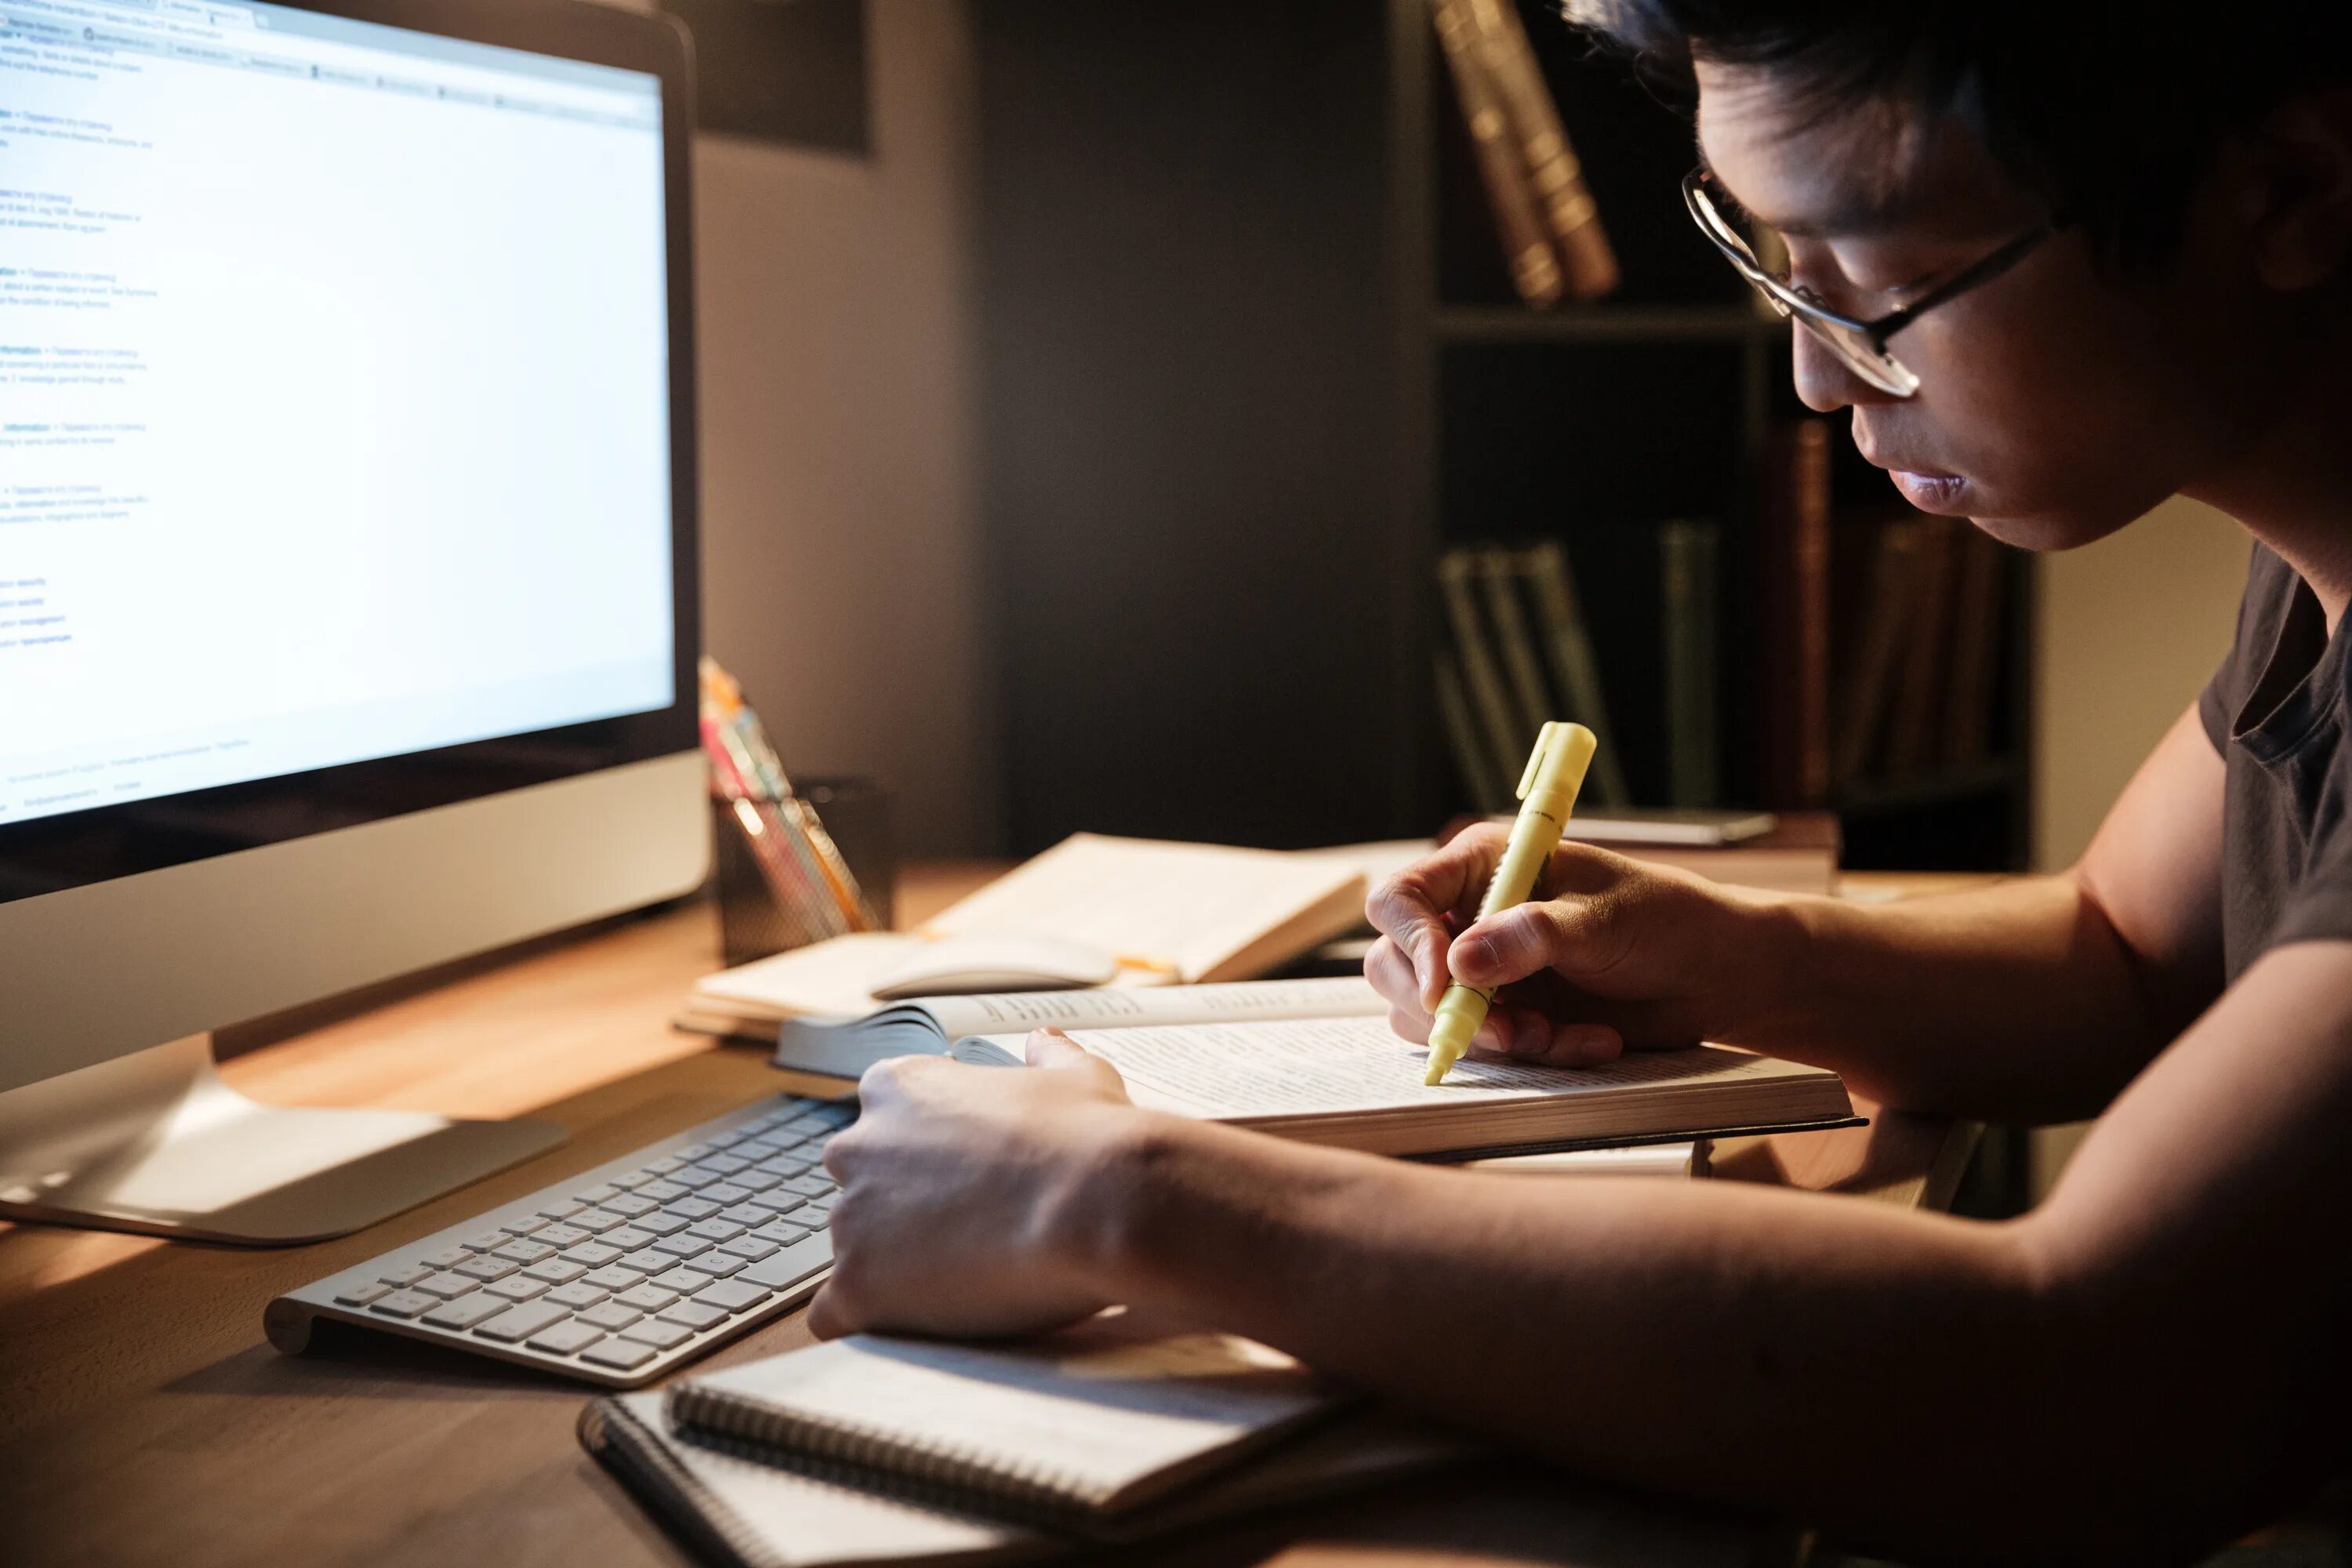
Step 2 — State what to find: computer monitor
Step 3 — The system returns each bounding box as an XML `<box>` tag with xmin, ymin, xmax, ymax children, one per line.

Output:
<box><xmin>0</xmin><ymin>0</ymin><xmax>706</xmax><ymax>1242</ymax></box>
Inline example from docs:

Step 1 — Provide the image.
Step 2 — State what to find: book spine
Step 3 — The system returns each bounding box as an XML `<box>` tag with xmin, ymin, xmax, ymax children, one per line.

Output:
<box><xmin>1885</xmin><ymin>516</ymin><xmax>1959</xmax><ymax>777</ymax></box>
<box><xmin>1428</xmin><ymin>0</ymin><xmax>1563</xmax><ymax>307</ymax></box>
<box><xmin>669</xmin><ymin>1385</ymin><xmax>1106</xmax><ymax>1519</ymax></box>
<box><xmin>1659</xmin><ymin>520</ymin><xmax>1720</xmax><ymax>809</ymax></box>
<box><xmin>1831</xmin><ymin>517</ymin><xmax>1929</xmax><ymax>785</ymax></box>
<box><xmin>1522</xmin><ymin>540</ymin><xmax>1632</xmax><ymax>807</ymax></box>
<box><xmin>1461</xmin><ymin>0</ymin><xmax>1618</xmax><ymax>299</ymax></box>
<box><xmin>1758</xmin><ymin>420</ymin><xmax>1832</xmax><ymax>806</ymax></box>
<box><xmin>1476</xmin><ymin>546</ymin><xmax>1556</xmax><ymax>742</ymax></box>
<box><xmin>1438</xmin><ymin>547</ymin><xmax>1530</xmax><ymax>786</ymax></box>
<box><xmin>1436</xmin><ymin>645</ymin><xmax>1511</xmax><ymax>812</ymax></box>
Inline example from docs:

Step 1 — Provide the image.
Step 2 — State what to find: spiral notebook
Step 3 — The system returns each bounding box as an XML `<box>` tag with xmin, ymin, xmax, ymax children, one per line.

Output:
<box><xmin>579</xmin><ymin>1316</ymin><xmax>1472</xmax><ymax>1567</ymax></box>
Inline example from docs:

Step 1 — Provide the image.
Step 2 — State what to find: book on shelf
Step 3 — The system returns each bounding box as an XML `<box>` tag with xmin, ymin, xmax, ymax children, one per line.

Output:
<box><xmin>1830</xmin><ymin>514</ymin><xmax>2011</xmax><ymax>789</ymax></box>
<box><xmin>1831</xmin><ymin>514</ymin><xmax>1931</xmax><ymax>786</ymax></box>
<box><xmin>580</xmin><ymin>1316</ymin><xmax>1472</xmax><ymax>1568</ymax></box>
<box><xmin>1658</xmin><ymin>519</ymin><xmax>1721</xmax><ymax>809</ymax></box>
<box><xmin>681</xmin><ymin>835</ymin><xmax>1369</xmax><ymax>1040</ymax></box>
<box><xmin>1437</xmin><ymin>548</ymin><xmax>1530</xmax><ymax>791</ymax></box>
<box><xmin>1478</xmin><ymin>545</ymin><xmax>1556</xmax><ymax>748</ymax></box>
<box><xmin>1522</xmin><ymin>540</ymin><xmax>1631</xmax><ymax>806</ymax></box>
<box><xmin>1758</xmin><ymin>419</ymin><xmax>1833</xmax><ymax>807</ymax></box>
<box><xmin>1427</xmin><ymin>0</ymin><xmax>1617</xmax><ymax>307</ymax></box>
<box><xmin>1434</xmin><ymin>644</ymin><xmax>1511</xmax><ymax>813</ymax></box>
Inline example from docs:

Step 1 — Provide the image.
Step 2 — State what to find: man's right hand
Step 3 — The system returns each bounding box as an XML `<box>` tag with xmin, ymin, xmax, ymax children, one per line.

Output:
<box><xmin>1363</xmin><ymin>824</ymin><xmax>1798</xmax><ymax>1066</ymax></box>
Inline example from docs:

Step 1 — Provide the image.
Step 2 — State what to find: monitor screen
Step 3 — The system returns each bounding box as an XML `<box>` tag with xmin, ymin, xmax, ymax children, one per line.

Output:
<box><xmin>0</xmin><ymin>0</ymin><xmax>695</xmax><ymax>896</ymax></box>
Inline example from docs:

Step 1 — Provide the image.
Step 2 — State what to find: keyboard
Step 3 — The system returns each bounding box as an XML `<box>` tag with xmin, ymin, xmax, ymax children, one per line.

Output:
<box><xmin>265</xmin><ymin>1093</ymin><xmax>853</xmax><ymax>1387</ymax></box>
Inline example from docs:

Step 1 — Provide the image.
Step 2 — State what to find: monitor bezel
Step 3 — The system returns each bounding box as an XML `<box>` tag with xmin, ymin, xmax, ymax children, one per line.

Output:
<box><xmin>0</xmin><ymin>0</ymin><xmax>702</xmax><ymax>909</ymax></box>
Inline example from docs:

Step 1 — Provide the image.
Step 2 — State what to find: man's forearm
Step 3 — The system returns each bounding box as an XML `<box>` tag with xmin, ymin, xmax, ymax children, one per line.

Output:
<box><xmin>1730</xmin><ymin>873</ymin><xmax>2164</xmax><ymax>1119</ymax></box>
<box><xmin>1067</xmin><ymin>1116</ymin><xmax>2200</xmax><ymax>1560</ymax></box>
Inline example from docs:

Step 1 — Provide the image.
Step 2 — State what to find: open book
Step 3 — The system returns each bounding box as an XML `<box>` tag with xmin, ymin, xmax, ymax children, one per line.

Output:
<box><xmin>579</xmin><ymin>1317</ymin><xmax>1471</xmax><ymax>1568</ymax></box>
<box><xmin>955</xmin><ymin>1018</ymin><xmax>1855</xmax><ymax>1159</ymax></box>
<box><xmin>685</xmin><ymin>835</ymin><xmax>1369</xmax><ymax>1033</ymax></box>
<box><xmin>762</xmin><ymin>976</ymin><xmax>1385</xmax><ymax>1079</ymax></box>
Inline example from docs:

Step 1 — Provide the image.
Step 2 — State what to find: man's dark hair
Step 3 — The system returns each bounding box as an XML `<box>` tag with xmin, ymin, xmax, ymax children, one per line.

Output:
<box><xmin>1567</xmin><ymin>1</ymin><xmax>2352</xmax><ymax>273</ymax></box>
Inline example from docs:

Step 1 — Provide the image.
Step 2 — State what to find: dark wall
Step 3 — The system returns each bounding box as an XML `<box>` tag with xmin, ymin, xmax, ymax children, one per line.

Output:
<box><xmin>975</xmin><ymin>2</ymin><xmax>1428</xmax><ymax>852</ymax></box>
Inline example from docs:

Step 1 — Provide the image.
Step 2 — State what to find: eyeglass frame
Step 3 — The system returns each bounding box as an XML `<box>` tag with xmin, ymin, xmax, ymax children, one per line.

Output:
<box><xmin>1682</xmin><ymin>165</ymin><xmax>2063</xmax><ymax>394</ymax></box>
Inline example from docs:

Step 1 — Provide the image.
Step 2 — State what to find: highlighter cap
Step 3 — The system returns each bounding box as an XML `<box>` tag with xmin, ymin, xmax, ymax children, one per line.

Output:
<box><xmin>1519</xmin><ymin>722</ymin><xmax>1597</xmax><ymax>816</ymax></box>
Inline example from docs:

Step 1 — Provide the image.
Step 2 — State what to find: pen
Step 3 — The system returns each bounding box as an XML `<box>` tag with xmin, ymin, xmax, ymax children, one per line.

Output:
<box><xmin>1422</xmin><ymin>720</ymin><xmax>1598</xmax><ymax>1085</ymax></box>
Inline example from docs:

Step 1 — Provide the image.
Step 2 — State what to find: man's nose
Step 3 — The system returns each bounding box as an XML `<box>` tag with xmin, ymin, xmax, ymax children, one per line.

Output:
<box><xmin>1792</xmin><ymin>326</ymin><xmax>1906</xmax><ymax>414</ymax></box>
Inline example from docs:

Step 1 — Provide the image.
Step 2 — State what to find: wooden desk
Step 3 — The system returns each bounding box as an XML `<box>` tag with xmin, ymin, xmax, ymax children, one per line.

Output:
<box><xmin>0</xmin><ymin>868</ymin><xmax>1976</xmax><ymax>1568</ymax></box>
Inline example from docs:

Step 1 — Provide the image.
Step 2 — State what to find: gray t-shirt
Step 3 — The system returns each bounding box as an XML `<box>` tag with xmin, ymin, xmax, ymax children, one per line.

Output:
<box><xmin>2199</xmin><ymin>543</ymin><xmax>2352</xmax><ymax>982</ymax></box>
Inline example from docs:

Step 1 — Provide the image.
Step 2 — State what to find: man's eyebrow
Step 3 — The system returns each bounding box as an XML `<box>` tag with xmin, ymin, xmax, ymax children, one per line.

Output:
<box><xmin>1696</xmin><ymin>149</ymin><xmax>1915</xmax><ymax>240</ymax></box>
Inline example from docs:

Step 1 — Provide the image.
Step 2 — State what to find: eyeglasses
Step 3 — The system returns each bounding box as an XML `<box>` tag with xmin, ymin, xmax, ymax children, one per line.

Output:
<box><xmin>1682</xmin><ymin>166</ymin><xmax>2060</xmax><ymax>398</ymax></box>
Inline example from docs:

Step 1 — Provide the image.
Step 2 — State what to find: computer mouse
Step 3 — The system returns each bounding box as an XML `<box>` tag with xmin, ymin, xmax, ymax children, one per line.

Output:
<box><xmin>867</xmin><ymin>934</ymin><xmax>1121</xmax><ymax>1000</ymax></box>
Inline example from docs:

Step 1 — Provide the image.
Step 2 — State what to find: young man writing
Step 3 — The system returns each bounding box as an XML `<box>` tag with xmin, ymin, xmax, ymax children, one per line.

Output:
<box><xmin>809</xmin><ymin>5</ymin><xmax>2352</xmax><ymax>1558</ymax></box>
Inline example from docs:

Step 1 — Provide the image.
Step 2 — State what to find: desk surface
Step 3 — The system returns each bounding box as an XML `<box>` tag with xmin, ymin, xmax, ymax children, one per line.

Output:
<box><xmin>0</xmin><ymin>866</ymin><xmax>1983</xmax><ymax>1568</ymax></box>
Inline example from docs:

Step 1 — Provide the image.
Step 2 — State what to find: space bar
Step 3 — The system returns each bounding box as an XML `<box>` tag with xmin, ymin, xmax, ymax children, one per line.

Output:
<box><xmin>740</xmin><ymin>1232</ymin><xmax>833</xmax><ymax>1291</ymax></box>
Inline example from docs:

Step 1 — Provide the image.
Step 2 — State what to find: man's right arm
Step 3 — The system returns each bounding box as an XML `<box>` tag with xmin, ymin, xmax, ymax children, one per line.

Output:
<box><xmin>1367</xmin><ymin>703</ymin><xmax>2227</xmax><ymax>1121</ymax></box>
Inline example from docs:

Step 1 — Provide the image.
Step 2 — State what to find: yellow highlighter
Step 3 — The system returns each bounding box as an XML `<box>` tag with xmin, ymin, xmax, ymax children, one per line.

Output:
<box><xmin>1423</xmin><ymin>721</ymin><xmax>1598</xmax><ymax>1086</ymax></box>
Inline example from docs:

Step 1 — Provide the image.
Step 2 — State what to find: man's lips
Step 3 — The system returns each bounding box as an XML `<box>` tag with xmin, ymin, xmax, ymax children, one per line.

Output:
<box><xmin>1853</xmin><ymin>432</ymin><xmax>1969</xmax><ymax>512</ymax></box>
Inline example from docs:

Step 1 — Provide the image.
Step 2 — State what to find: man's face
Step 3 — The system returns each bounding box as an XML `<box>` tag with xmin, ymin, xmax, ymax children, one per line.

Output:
<box><xmin>1694</xmin><ymin>61</ymin><xmax>2288</xmax><ymax>550</ymax></box>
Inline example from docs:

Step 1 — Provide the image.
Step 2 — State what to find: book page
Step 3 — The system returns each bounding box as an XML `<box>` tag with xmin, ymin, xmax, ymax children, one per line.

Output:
<box><xmin>924</xmin><ymin>835</ymin><xmax>1364</xmax><ymax>982</ymax></box>
<box><xmin>914</xmin><ymin>976</ymin><xmax>1381</xmax><ymax>1041</ymax></box>
<box><xmin>970</xmin><ymin>1018</ymin><xmax>1773</xmax><ymax>1121</ymax></box>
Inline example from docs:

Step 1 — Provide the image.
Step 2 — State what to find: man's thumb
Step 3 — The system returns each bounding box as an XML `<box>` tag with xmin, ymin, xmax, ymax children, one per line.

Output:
<box><xmin>1024</xmin><ymin>1027</ymin><xmax>1093</xmax><ymax>1070</ymax></box>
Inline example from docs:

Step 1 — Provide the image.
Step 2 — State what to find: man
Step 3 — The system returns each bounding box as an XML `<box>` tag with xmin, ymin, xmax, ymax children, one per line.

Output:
<box><xmin>811</xmin><ymin>4</ymin><xmax>2352</xmax><ymax>1558</ymax></box>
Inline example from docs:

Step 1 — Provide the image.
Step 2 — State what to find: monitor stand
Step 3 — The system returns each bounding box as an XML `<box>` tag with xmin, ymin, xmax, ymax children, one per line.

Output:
<box><xmin>0</xmin><ymin>1035</ymin><xmax>566</xmax><ymax>1246</ymax></box>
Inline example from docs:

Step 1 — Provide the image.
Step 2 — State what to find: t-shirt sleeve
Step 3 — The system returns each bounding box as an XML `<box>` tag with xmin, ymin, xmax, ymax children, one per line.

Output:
<box><xmin>2200</xmin><ymin>541</ymin><xmax>2281</xmax><ymax>755</ymax></box>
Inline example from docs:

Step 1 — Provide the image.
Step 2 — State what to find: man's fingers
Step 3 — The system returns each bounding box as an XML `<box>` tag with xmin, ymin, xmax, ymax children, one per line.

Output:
<box><xmin>1450</xmin><ymin>895</ymin><xmax>1631</xmax><ymax>990</ymax></box>
<box><xmin>1025</xmin><ymin>1028</ymin><xmax>1127</xmax><ymax>1094</ymax></box>
<box><xmin>1367</xmin><ymin>826</ymin><xmax>1510</xmax><ymax>1007</ymax></box>
<box><xmin>1363</xmin><ymin>936</ymin><xmax>1422</xmax><ymax>1013</ymax></box>
<box><xmin>804</xmin><ymin>1279</ymin><xmax>857</xmax><ymax>1339</ymax></box>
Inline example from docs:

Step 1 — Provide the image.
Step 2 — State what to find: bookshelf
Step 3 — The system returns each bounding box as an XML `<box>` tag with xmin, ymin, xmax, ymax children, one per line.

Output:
<box><xmin>974</xmin><ymin>0</ymin><xmax>2034</xmax><ymax>870</ymax></box>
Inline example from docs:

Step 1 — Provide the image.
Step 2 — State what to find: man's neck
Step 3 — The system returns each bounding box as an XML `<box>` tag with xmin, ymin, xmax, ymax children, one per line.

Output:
<box><xmin>2186</xmin><ymin>319</ymin><xmax>2352</xmax><ymax>633</ymax></box>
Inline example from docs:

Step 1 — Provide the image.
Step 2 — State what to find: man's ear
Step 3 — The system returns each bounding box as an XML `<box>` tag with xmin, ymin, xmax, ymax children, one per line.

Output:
<box><xmin>2245</xmin><ymin>86</ymin><xmax>2352</xmax><ymax>292</ymax></box>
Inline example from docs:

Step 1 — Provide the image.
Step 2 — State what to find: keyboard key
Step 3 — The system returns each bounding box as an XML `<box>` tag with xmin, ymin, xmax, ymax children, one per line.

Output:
<box><xmin>672</xmin><ymin>1142</ymin><xmax>713</xmax><ymax>1160</ymax></box>
<box><xmin>453</xmin><ymin>1256</ymin><xmax>517</xmax><ymax>1283</ymax></box>
<box><xmin>700</xmin><ymin>1154</ymin><xmax>752</xmax><ymax>1176</ymax></box>
<box><xmin>729</xmin><ymin>1171</ymin><xmax>782</xmax><ymax>1194</ymax></box>
<box><xmin>659</xmin><ymin>1301</ymin><xmax>728</xmax><ymax>1331</ymax></box>
<box><xmin>614</xmin><ymin>1284</ymin><xmax>680</xmax><ymax>1312</ymax></box>
<box><xmin>570</xmin><ymin>1208</ymin><xmax>629</xmax><ymax>1234</ymax></box>
<box><xmin>720</xmin><ymin>1236</ymin><xmax>780</xmax><ymax>1262</ymax></box>
<box><xmin>474</xmin><ymin>1301</ymin><xmax>571</xmax><ymax>1344</ymax></box>
<box><xmin>741</xmin><ymin>1232</ymin><xmax>834</xmax><ymax>1291</ymax></box>
<box><xmin>753</xmin><ymin>1220</ymin><xmax>814</xmax><ymax>1247</ymax></box>
<box><xmin>602</xmin><ymin>1193</ymin><xmax>658</xmax><ymax>1218</ymax></box>
<box><xmin>572</xmin><ymin>1183</ymin><xmax>622</xmax><ymax>1206</ymax></box>
<box><xmin>663</xmin><ymin>1196</ymin><xmax>720</xmax><ymax>1221</ymax></box>
<box><xmin>420</xmin><ymin>1246</ymin><xmax>474</xmax><ymax>1270</ymax></box>
<box><xmin>543</xmin><ymin>1282</ymin><xmax>611</xmax><ymax>1310</ymax></box>
<box><xmin>612</xmin><ymin>1248</ymin><xmax>670</xmax><ymax>1275</ymax></box>
<box><xmin>718</xmin><ymin>1204</ymin><xmax>771</xmax><ymax>1229</ymax></box>
<box><xmin>649</xmin><ymin>1266</ymin><xmax>708</xmax><ymax>1294</ymax></box>
<box><xmin>754</xmin><ymin>1156</ymin><xmax>814</xmax><ymax>1179</ymax></box>
<box><xmin>582</xmin><ymin>1338</ymin><xmax>660</xmax><ymax>1371</ymax></box>
<box><xmin>578</xmin><ymin>1301</ymin><xmax>643</xmax><ymax>1330</ymax></box>
<box><xmin>634</xmin><ymin>1178</ymin><xmax>688</xmax><ymax>1203</ymax></box>
<box><xmin>423</xmin><ymin>1292</ymin><xmax>510</xmax><ymax>1330</ymax></box>
<box><xmin>783</xmin><ymin>1112</ymin><xmax>833</xmax><ymax>1135</ymax></box>
<box><xmin>702</xmin><ymin>1181</ymin><xmax>752</xmax><ymax>1207</ymax></box>
<box><xmin>801</xmin><ymin>1195</ymin><xmax>838</xmax><ymax>1215</ymax></box>
<box><xmin>608</xmin><ymin>1171</ymin><xmax>655</xmax><ymax>1191</ymax></box>
<box><xmin>368</xmin><ymin>1290</ymin><xmax>438</xmax><ymax>1319</ymax></box>
<box><xmin>666</xmin><ymin>1167</ymin><xmax>720</xmax><ymax>1191</ymax></box>
<box><xmin>800</xmin><ymin>1210</ymin><xmax>831</xmax><ymax>1232</ymax></box>
<box><xmin>580</xmin><ymin>1265</ymin><xmax>641</xmax><ymax>1291</ymax></box>
<box><xmin>640</xmin><ymin>1160</ymin><xmax>686</xmax><ymax>1178</ymax></box>
<box><xmin>522</xmin><ymin>1258</ymin><xmax>588</xmax><ymax>1285</ymax></box>
<box><xmin>483</xmin><ymin>1275</ymin><xmax>547</xmax><ymax>1302</ymax></box>
<box><xmin>750</xmin><ymin>1191</ymin><xmax>807</xmax><ymax>1215</ymax></box>
<box><xmin>781</xmin><ymin>1174</ymin><xmax>834</xmax><ymax>1197</ymax></box>
<box><xmin>462</xmin><ymin>1232</ymin><xmax>509</xmax><ymax>1252</ymax></box>
<box><xmin>652</xmin><ymin>1234</ymin><xmax>711</xmax><ymax>1259</ymax></box>
<box><xmin>565</xmin><ymin>1242</ymin><xmax>623</xmax><ymax>1269</ymax></box>
<box><xmin>703</xmin><ymin>1129</ymin><xmax>752</xmax><ymax>1149</ymax></box>
<box><xmin>499</xmin><ymin>1215</ymin><xmax>546</xmax><ymax>1236</ymax></box>
<box><xmin>682</xmin><ymin>1252</ymin><xmax>744</xmax><ymax>1278</ymax></box>
<box><xmin>378</xmin><ymin>1265</ymin><xmax>432</xmax><ymax>1288</ymax></box>
<box><xmin>414</xmin><ymin>1272</ymin><xmax>477</xmax><ymax>1300</ymax></box>
<box><xmin>695</xmin><ymin>1279</ymin><xmax>772</xmax><ymax>1314</ymax></box>
<box><xmin>733</xmin><ymin>1139</ymin><xmax>786</xmax><ymax>1160</ymax></box>
<box><xmin>533</xmin><ymin>1223</ymin><xmax>590</xmax><ymax>1249</ymax></box>
<box><xmin>333</xmin><ymin>1281</ymin><xmax>392</xmax><ymax>1307</ymax></box>
<box><xmin>603</xmin><ymin>1225</ymin><xmax>656</xmax><ymax>1252</ymax></box>
<box><xmin>629</xmin><ymin>1212</ymin><xmax>689</xmax><ymax>1239</ymax></box>
<box><xmin>491</xmin><ymin>1239</ymin><xmax>557</xmax><ymax>1266</ymax></box>
<box><xmin>535</xmin><ymin>1199</ymin><xmax>586</xmax><ymax>1221</ymax></box>
<box><xmin>686</xmin><ymin>1218</ymin><xmax>744</xmax><ymax>1243</ymax></box>
<box><xmin>528</xmin><ymin>1320</ymin><xmax>608</xmax><ymax>1357</ymax></box>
